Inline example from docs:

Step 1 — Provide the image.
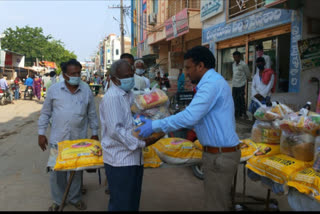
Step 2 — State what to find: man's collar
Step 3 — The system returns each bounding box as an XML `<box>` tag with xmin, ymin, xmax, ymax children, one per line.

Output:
<box><xmin>60</xmin><ymin>80</ymin><xmax>82</xmax><ymax>93</ymax></box>
<box><xmin>110</xmin><ymin>81</ymin><xmax>127</xmax><ymax>96</ymax></box>
<box><xmin>196</xmin><ymin>68</ymin><xmax>215</xmax><ymax>91</ymax></box>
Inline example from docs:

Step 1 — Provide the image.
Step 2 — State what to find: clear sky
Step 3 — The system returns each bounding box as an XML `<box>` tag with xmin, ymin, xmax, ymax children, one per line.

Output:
<box><xmin>0</xmin><ymin>0</ymin><xmax>132</xmax><ymax>61</ymax></box>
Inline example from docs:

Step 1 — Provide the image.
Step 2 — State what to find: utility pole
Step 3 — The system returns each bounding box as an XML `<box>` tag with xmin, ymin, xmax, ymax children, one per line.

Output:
<box><xmin>120</xmin><ymin>0</ymin><xmax>124</xmax><ymax>54</ymax></box>
<box><xmin>109</xmin><ymin>3</ymin><xmax>130</xmax><ymax>55</ymax></box>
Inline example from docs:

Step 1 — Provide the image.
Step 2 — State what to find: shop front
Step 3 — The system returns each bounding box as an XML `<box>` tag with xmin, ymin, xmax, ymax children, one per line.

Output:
<box><xmin>202</xmin><ymin>7</ymin><xmax>307</xmax><ymax>111</ymax></box>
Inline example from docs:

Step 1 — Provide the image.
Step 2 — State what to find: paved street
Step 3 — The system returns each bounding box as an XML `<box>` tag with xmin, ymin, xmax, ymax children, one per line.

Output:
<box><xmin>0</xmin><ymin>96</ymin><xmax>292</xmax><ymax>211</ymax></box>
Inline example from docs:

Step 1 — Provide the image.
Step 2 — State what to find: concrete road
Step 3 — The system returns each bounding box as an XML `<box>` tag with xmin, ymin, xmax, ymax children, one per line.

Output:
<box><xmin>0</xmin><ymin>96</ymin><xmax>292</xmax><ymax>211</ymax></box>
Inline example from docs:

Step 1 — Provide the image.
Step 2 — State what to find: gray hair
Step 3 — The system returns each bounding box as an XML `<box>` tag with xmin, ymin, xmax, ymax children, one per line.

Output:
<box><xmin>134</xmin><ymin>59</ymin><xmax>144</xmax><ymax>67</ymax></box>
<box><xmin>110</xmin><ymin>59</ymin><xmax>131</xmax><ymax>77</ymax></box>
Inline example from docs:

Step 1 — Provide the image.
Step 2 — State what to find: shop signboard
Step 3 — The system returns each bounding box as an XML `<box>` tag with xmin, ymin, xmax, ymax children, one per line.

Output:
<box><xmin>165</xmin><ymin>8</ymin><xmax>189</xmax><ymax>41</ymax></box>
<box><xmin>200</xmin><ymin>0</ymin><xmax>223</xmax><ymax>22</ymax></box>
<box><xmin>202</xmin><ymin>8</ymin><xmax>292</xmax><ymax>44</ymax></box>
<box><xmin>0</xmin><ymin>50</ymin><xmax>5</xmax><ymax>67</ymax></box>
<box><xmin>298</xmin><ymin>36</ymin><xmax>320</xmax><ymax>71</ymax></box>
<box><xmin>12</xmin><ymin>55</ymin><xmax>25</xmax><ymax>68</ymax></box>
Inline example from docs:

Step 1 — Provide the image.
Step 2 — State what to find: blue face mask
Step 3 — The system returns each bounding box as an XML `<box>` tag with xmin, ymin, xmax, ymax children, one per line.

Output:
<box><xmin>115</xmin><ymin>76</ymin><xmax>134</xmax><ymax>92</ymax></box>
<box><xmin>65</xmin><ymin>74</ymin><xmax>81</xmax><ymax>86</ymax></box>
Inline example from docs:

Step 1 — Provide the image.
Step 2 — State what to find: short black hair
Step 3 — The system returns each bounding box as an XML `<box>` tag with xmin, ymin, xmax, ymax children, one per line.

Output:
<box><xmin>256</xmin><ymin>44</ymin><xmax>264</xmax><ymax>51</ymax></box>
<box><xmin>120</xmin><ymin>53</ymin><xmax>134</xmax><ymax>61</ymax></box>
<box><xmin>49</xmin><ymin>71</ymin><xmax>56</xmax><ymax>77</ymax></box>
<box><xmin>184</xmin><ymin>46</ymin><xmax>215</xmax><ymax>69</ymax></box>
<box><xmin>63</xmin><ymin>59</ymin><xmax>82</xmax><ymax>73</ymax></box>
<box><xmin>233</xmin><ymin>51</ymin><xmax>241</xmax><ymax>56</ymax></box>
<box><xmin>256</xmin><ymin>57</ymin><xmax>266</xmax><ymax>64</ymax></box>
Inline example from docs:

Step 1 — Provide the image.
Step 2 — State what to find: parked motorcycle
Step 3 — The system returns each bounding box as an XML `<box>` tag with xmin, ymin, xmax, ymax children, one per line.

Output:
<box><xmin>0</xmin><ymin>89</ymin><xmax>13</xmax><ymax>105</ymax></box>
<box><xmin>24</xmin><ymin>86</ymin><xmax>34</xmax><ymax>100</ymax></box>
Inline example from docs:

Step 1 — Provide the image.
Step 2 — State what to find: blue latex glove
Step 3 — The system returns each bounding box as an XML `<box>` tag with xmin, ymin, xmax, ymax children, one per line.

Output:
<box><xmin>135</xmin><ymin>118</ymin><xmax>154</xmax><ymax>138</ymax></box>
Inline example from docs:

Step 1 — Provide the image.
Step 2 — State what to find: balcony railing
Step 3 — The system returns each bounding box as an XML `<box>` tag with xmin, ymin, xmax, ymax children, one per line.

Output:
<box><xmin>167</xmin><ymin>0</ymin><xmax>200</xmax><ymax>19</ymax></box>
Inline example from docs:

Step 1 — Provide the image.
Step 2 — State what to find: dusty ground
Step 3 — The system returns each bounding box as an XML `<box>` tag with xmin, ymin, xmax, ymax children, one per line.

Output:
<box><xmin>0</xmin><ymin>95</ymin><xmax>292</xmax><ymax>211</ymax></box>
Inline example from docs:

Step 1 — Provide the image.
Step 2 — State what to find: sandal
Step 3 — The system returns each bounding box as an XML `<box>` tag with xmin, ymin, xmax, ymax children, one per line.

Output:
<box><xmin>70</xmin><ymin>200</ymin><xmax>87</xmax><ymax>210</ymax></box>
<box><xmin>48</xmin><ymin>203</ymin><xmax>60</xmax><ymax>211</ymax></box>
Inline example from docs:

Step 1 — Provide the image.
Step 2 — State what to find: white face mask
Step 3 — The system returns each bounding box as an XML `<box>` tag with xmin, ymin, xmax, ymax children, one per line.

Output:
<box><xmin>136</xmin><ymin>69</ymin><xmax>145</xmax><ymax>75</ymax></box>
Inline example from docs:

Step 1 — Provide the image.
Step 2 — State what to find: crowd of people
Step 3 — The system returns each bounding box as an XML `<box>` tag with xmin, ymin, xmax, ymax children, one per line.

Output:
<box><xmin>35</xmin><ymin>44</ymin><xmax>278</xmax><ymax>211</ymax></box>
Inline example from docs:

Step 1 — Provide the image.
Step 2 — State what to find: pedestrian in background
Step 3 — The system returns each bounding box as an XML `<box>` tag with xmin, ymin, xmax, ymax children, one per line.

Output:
<box><xmin>232</xmin><ymin>51</ymin><xmax>251</xmax><ymax>119</ymax></box>
<box><xmin>33</xmin><ymin>75</ymin><xmax>42</xmax><ymax>100</ymax></box>
<box><xmin>38</xmin><ymin>59</ymin><xmax>99</xmax><ymax>211</ymax></box>
<box><xmin>177</xmin><ymin>68</ymin><xmax>185</xmax><ymax>92</ymax></box>
<box><xmin>14</xmin><ymin>76</ymin><xmax>21</xmax><ymax>100</ymax></box>
<box><xmin>136</xmin><ymin>46</ymin><xmax>240</xmax><ymax>211</ymax></box>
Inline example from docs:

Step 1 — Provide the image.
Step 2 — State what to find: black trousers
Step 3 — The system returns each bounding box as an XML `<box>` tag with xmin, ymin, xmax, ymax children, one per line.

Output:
<box><xmin>104</xmin><ymin>163</ymin><xmax>144</xmax><ymax>211</ymax></box>
<box><xmin>232</xmin><ymin>85</ymin><xmax>246</xmax><ymax>117</ymax></box>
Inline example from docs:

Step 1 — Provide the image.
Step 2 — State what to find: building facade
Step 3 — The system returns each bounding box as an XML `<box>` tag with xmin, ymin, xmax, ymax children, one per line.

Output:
<box><xmin>131</xmin><ymin>0</ymin><xmax>203</xmax><ymax>83</ymax></box>
<box><xmin>201</xmin><ymin>0</ymin><xmax>320</xmax><ymax>111</ymax></box>
<box><xmin>95</xmin><ymin>34</ymin><xmax>131</xmax><ymax>75</ymax></box>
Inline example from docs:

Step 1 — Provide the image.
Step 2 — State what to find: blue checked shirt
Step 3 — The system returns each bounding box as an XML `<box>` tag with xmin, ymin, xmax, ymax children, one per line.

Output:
<box><xmin>152</xmin><ymin>69</ymin><xmax>239</xmax><ymax>148</ymax></box>
<box><xmin>38</xmin><ymin>81</ymin><xmax>99</xmax><ymax>145</ymax></box>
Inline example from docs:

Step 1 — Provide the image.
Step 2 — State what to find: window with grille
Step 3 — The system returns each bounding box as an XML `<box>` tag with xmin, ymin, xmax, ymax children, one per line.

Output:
<box><xmin>228</xmin><ymin>0</ymin><xmax>266</xmax><ymax>20</ymax></box>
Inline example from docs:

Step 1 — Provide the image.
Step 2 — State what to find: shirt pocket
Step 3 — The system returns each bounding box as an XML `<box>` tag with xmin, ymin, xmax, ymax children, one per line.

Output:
<box><xmin>71</xmin><ymin>98</ymin><xmax>88</xmax><ymax>128</ymax></box>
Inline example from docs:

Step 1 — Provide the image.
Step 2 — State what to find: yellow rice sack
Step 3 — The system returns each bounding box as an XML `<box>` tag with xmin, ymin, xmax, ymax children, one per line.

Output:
<box><xmin>153</xmin><ymin>138</ymin><xmax>202</xmax><ymax>165</ymax></box>
<box><xmin>287</xmin><ymin>168</ymin><xmax>320</xmax><ymax>201</ymax></box>
<box><xmin>54</xmin><ymin>139</ymin><xmax>104</xmax><ymax>171</ymax></box>
<box><xmin>246</xmin><ymin>154</ymin><xmax>313</xmax><ymax>184</ymax></box>
<box><xmin>194</xmin><ymin>140</ymin><xmax>203</xmax><ymax>151</ymax></box>
<box><xmin>240</xmin><ymin>139</ymin><xmax>258</xmax><ymax>162</ymax></box>
<box><xmin>254</xmin><ymin>143</ymin><xmax>280</xmax><ymax>157</ymax></box>
<box><xmin>143</xmin><ymin>146</ymin><xmax>163</xmax><ymax>168</ymax></box>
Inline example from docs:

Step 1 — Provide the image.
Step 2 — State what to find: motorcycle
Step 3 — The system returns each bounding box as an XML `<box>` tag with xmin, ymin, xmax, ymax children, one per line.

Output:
<box><xmin>42</xmin><ymin>87</ymin><xmax>47</xmax><ymax>99</ymax></box>
<box><xmin>24</xmin><ymin>86</ymin><xmax>34</xmax><ymax>100</ymax></box>
<box><xmin>0</xmin><ymin>88</ymin><xmax>13</xmax><ymax>105</ymax></box>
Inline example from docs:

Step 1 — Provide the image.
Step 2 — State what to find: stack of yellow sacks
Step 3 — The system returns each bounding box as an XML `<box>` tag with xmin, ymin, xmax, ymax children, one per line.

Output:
<box><xmin>246</xmin><ymin>106</ymin><xmax>320</xmax><ymax>201</ymax></box>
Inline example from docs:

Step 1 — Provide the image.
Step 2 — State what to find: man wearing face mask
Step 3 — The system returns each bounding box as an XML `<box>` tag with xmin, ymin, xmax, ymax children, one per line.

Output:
<box><xmin>38</xmin><ymin>59</ymin><xmax>99</xmax><ymax>211</ymax></box>
<box><xmin>136</xmin><ymin>46</ymin><xmax>240</xmax><ymax>211</ymax></box>
<box><xmin>249</xmin><ymin>57</ymin><xmax>276</xmax><ymax>114</ymax></box>
<box><xmin>133</xmin><ymin>59</ymin><xmax>150</xmax><ymax>91</ymax></box>
<box><xmin>99</xmin><ymin>59</ymin><xmax>154</xmax><ymax>211</ymax></box>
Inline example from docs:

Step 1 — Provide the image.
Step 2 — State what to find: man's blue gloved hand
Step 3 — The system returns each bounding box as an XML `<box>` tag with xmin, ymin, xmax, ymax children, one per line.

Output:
<box><xmin>135</xmin><ymin>118</ymin><xmax>154</xmax><ymax>138</ymax></box>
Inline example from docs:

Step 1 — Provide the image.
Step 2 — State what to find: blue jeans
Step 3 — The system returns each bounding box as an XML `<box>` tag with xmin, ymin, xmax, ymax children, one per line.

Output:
<box><xmin>104</xmin><ymin>163</ymin><xmax>144</xmax><ymax>211</ymax></box>
<box><xmin>49</xmin><ymin>170</ymin><xmax>82</xmax><ymax>206</ymax></box>
<box><xmin>249</xmin><ymin>96</ymin><xmax>270</xmax><ymax>114</ymax></box>
<box><xmin>14</xmin><ymin>88</ymin><xmax>19</xmax><ymax>100</ymax></box>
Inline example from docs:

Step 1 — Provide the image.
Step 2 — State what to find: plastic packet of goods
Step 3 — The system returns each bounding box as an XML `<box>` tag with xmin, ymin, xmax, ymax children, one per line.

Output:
<box><xmin>280</xmin><ymin>130</ymin><xmax>315</xmax><ymax>162</ymax></box>
<box><xmin>138</xmin><ymin>101</ymin><xmax>170</xmax><ymax>120</ymax></box>
<box><xmin>254</xmin><ymin>106</ymin><xmax>281</xmax><ymax>121</ymax></box>
<box><xmin>251</xmin><ymin>120</ymin><xmax>281</xmax><ymax>144</ymax></box>
<box><xmin>271</xmin><ymin>104</ymin><xmax>294</xmax><ymax>118</ymax></box>
<box><xmin>134</xmin><ymin>88</ymin><xmax>168</xmax><ymax>110</ymax></box>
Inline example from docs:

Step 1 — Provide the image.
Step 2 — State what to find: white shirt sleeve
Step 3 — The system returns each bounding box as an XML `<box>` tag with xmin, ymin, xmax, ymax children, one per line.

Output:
<box><xmin>264</xmin><ymin>55</ymin><xmax>271</xmax><ymax>69</ymax></box>
<box><xmin>144</xmin><ymin>77</ymin><xmax>150</xmax><ymax>89</ymax></box>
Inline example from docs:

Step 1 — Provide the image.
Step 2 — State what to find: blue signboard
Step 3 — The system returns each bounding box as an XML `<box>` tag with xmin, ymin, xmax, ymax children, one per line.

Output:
<box><xmin>288</xmin><ymin>9</ymin><xmax>303</xmax><ymax>93</ymax></box>
<box><xmin>202</xmin><ymin>8</ymin><xmax>292</xmax><ymax>44</ymax></box>
<box><xmin>202</xmin><ymin>8</ymin><xmax>302</xmax><ymax>93</ymax></box>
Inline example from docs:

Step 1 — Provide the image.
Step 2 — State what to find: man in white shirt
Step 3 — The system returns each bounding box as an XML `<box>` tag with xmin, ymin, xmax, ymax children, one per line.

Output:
<box><xmin>249</xmin><ymin>57</ymin><xmax>275</xmax><ymax>114</ymax></box>
<box><xmin>232</xmin><ymin>51</ymin><xmax>251</xmax><ymax>119</ymax></box>
<box><xmin>256</xmin><ymin>43</ymin><xmax>271</xmax><ymax>73</ymax></box>
<box><xmin>99</xmin><ymin>59</ymin><xmax>154</xmax><ymax>211</ymax></box>
<box><xmin>133</xmin><ymin>59</ymin><xmax>150</xmax><ymax>92</ymax></box>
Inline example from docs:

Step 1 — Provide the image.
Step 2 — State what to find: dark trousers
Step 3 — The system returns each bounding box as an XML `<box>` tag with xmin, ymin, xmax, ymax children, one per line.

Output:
<box><xmin>104</xmin><ymin>163</ymin><xmax>144</xmax><ymax>211</ymax></box>
<box><xmin>232</xmin><ymin>85</ymin><xmax>246</xmax><ymax>117</ymax></box>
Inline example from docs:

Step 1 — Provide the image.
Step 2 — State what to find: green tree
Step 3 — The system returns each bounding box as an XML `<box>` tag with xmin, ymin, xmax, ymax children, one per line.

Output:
<box><xmin>1</xmin><ymin>26</ymin><xmax>77</xmax><ymax>67</ymax></box>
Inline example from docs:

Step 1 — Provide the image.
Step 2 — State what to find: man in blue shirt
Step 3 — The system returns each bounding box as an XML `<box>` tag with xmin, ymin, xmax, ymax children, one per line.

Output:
<box><xmin>136</xmin><ymin>46</ymin><xmax>240</xmax><ymax>211</ymax></box>
<box><xmin>24</xmin><ymin>75</ymin><xmax>34</xmax><ymax>97</ymax></box>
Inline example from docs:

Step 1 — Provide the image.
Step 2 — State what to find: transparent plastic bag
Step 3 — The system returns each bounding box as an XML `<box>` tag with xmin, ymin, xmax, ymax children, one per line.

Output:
<box><xmin>280</xmin><ymin>130</ymin><xmax>315</xmax><ymax>162</ymax></box>
<box><xmin>251</xmin><ymin>120</ymin><xmax>281</xmax><ymax>144</ymax></box>
<box><xmin>254</xmin><ymin>106</ymin><xmax>281</xmax><ymax>121</ymax></box>
<box><xmin>134</xmin><ymin>88</ymin><xmax>168</xmax><ymax>110</ymax></box>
